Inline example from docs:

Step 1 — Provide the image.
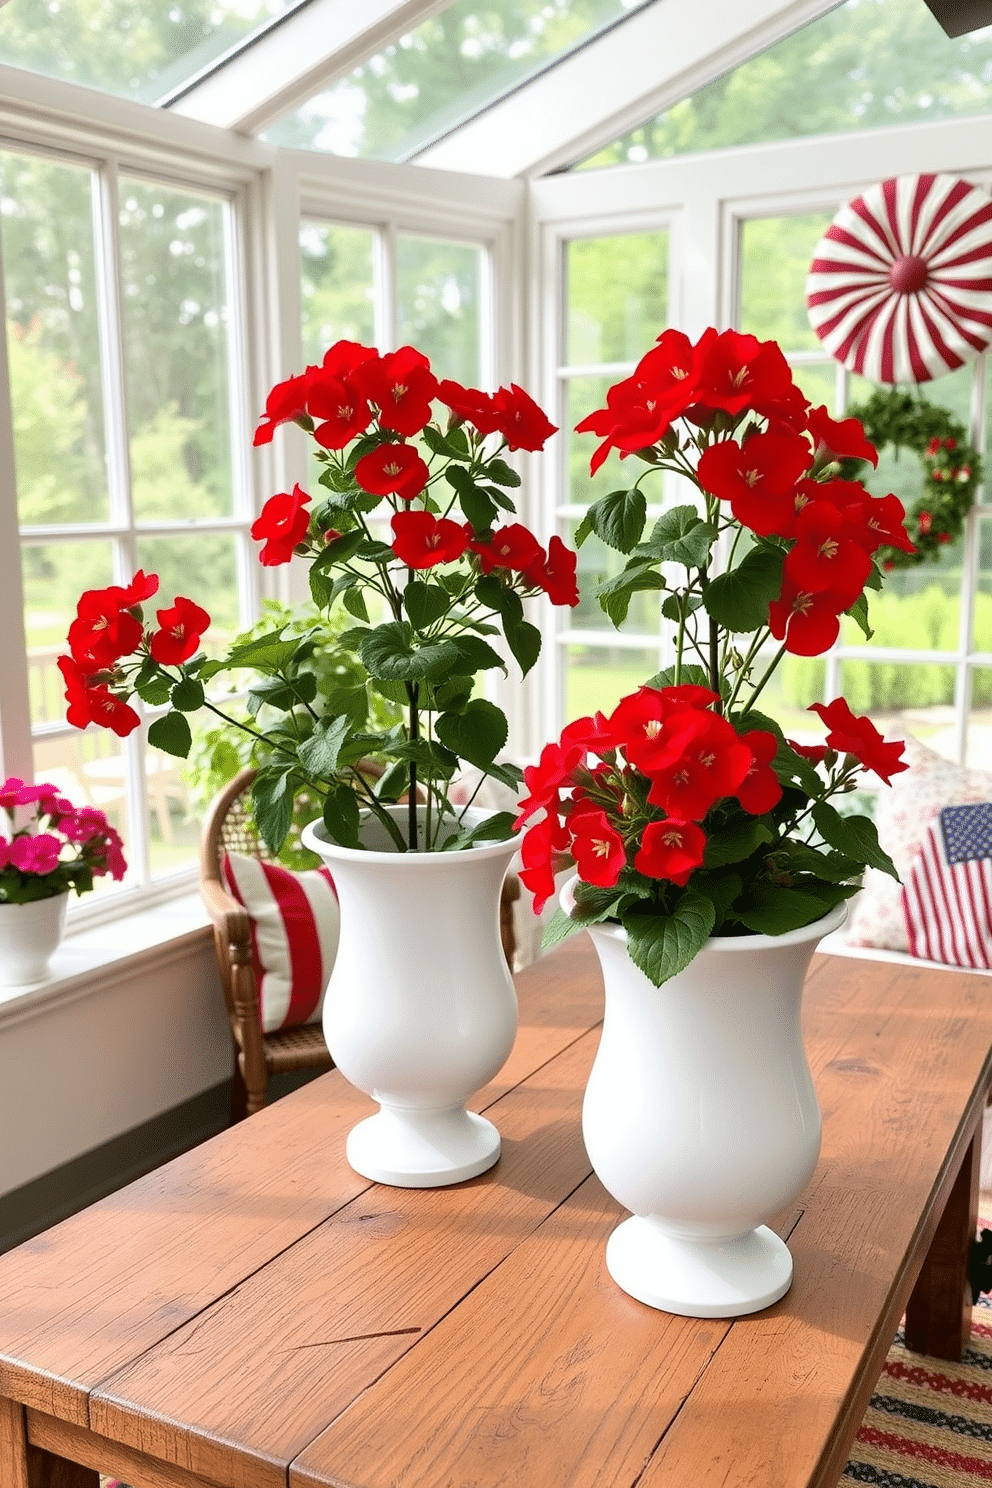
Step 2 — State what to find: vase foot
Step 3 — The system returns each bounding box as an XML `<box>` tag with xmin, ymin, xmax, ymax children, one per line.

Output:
<box><xmin>605</xmin><ymin>1217</ymin><xmax>793</xmax><ymax>1318</ymax></box>
<box><xmin>346</xmin><ymin>1106</ymin><xmax>501</xmax><ymax>1188</ymax></box>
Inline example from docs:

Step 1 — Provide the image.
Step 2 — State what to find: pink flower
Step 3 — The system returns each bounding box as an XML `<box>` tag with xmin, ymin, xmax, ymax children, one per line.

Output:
<box><xmin>10</xmin><ymin>833</ymin><xmax>63</xmax><ymax>874</ymax></box>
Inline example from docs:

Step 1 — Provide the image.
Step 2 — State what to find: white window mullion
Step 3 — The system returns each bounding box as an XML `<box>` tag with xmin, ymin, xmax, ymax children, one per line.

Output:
<box><xmin>0</xmin><ymin>235</ymin><xmax>35</xmax><ymax>782</ymax></box>
<box><xmin>377</xmin><ymin>223</ymin><xmax>397</xmax><ymax>353</ymax></box>
<box><xmin>222</xmin><ymin>188</ymin><xmax>259</xmax><ymax>629</ymax></box>
<box><xmin>92</xmin><ymin>156</ymin><xmax>152</xmax><ymax>887</ymax></box>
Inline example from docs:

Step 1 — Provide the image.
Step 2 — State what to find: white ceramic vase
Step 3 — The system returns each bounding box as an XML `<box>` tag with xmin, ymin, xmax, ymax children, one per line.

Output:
<box><xmin>0</xmin><ymin>891</ymin><xmax>69</xmax><ymax>986</ymax></box>
<box><xmin>301</xmin><ymin>806</ymin><xmax>519</xmax><ymax>1189</ymax></box>
<box><xmin>577</xmin><ymin>882</ymin><xmax>847</xmax><ymax>1319</ymax></box>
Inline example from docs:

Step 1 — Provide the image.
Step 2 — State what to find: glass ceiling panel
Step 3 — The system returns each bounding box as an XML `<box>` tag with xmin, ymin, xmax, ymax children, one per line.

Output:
<box><xmin>0</xmin><ymin>0</ymin><xmax>303</xmax><ymax>106</ymax></box>
<box><xmin>577</xmin><ymin>0</ymin><xmax>992</xmax><ymax>169</ymax></box>
<box><xmin>262</xmin><ymin>0</ymin><xmax>651</xmax><ymax>161</ymax></box>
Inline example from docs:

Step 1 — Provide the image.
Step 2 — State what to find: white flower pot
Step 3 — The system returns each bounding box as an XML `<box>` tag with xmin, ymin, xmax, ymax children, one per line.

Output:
<box><xmin>0</xmin><ymin>891</ymin><xmax>69</xmax><ymax>986</ymax></box>
<box><xmin>575</xmin><ymin>880</ymin><xmax>847</xmax><ymax>1318</ymax></box>
<box><xmin>301</xmin><ymin>807</ymin><xmax>519</xmax><ymax>1188</ymax></box>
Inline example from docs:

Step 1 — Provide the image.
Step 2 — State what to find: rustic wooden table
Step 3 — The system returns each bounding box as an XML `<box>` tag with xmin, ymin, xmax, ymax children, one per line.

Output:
<box><xmin>2</xmin><ymin>936</ymin><xmax>991</xmax><ymax>1488</ymax></box>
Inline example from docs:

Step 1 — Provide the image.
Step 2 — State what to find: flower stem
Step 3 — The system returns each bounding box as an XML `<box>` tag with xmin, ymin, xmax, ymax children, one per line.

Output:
<box><xmin>737</xmin><ymin>642</ymin><xmax>787</xmax><ymax>721</ymax></box>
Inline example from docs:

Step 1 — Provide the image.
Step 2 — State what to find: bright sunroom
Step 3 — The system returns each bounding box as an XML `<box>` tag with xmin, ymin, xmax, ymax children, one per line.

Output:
<box><xmin>1</xmin><ymin>0</ymin><xmax>991</xmax><ymax>1242</ymax></box>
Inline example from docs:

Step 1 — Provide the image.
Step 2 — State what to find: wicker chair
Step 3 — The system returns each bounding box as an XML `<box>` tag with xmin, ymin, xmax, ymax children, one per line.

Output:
<box><xmin>200</xmin><ymin>765</ymin><xmax>520</xmax><ymax>1122</ymax></box>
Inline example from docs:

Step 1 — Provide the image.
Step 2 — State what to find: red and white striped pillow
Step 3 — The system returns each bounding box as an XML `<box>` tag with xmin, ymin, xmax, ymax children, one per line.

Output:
<box><xmin>222</xmin><ymin>853</ymin><xmax>339</xmax><ymax>1033</ymax></box>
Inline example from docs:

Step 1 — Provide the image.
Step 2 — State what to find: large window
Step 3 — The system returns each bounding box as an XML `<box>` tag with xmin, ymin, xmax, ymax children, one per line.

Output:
<box><xmin>737</xmin><ymin>209</ymin><xmax>991</xmax><ymax>767</ymax></box>
<box><xmin>0</xmin><ymin>145</ymin><xmax>256</xmax><ymax>907</ymax></box>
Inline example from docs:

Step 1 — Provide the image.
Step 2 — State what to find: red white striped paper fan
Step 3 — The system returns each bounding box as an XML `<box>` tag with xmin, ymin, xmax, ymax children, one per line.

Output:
<box><xmin>806</xmin><ymin>172</ymin><xmax>992</xmax><ymax>384</ymax></box>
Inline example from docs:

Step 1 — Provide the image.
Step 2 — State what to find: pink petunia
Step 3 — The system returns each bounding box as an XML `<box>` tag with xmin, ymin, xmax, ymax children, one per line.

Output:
<box><xmin>9</xmin><ymin>833</ymin><xmax>63</xmax><ymax>874</ymax></box>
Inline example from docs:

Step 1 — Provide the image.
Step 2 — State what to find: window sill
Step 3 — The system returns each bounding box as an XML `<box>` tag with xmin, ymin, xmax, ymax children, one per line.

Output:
<box><xmin>0</xmin><ymin>891</ymin><xmax>212</xmax><ymax>1026</ymax></box>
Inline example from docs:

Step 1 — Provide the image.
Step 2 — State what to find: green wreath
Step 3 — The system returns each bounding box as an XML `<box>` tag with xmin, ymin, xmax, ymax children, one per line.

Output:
<box><xmin>839</xmin><ymin>387</ymin><xmax>982</xmax><ymax>568</ymax></box>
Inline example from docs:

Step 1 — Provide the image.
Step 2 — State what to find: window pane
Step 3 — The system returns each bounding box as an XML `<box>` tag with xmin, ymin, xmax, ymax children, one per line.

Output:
<box><xmin>564</xmin><ymin>375</ymin><xmax>632</xmax><ymax>506</ymax></box>
<box><xmin>136</xmin><ymin>533</ymin><xmax>240</xmax><ymax>642</ymax></box>
<box><xmin>977</xmin><ymin>517</ymin><xmax>992</xmax><ymax>653</ymax></box>
<box><xmin>145</xmin><ymin>744</ymin><xmax>195</xmax><ymax>879</ymax></box>
<box><xmin>790</xmin><ymin>362</ymin><xmax>838</xmax><ymax>414</ymax></box>
<box><xmin>33</xmin><ymin>731</ymin><xmax>133</xmax><ymax>898</ymax></box>
<box><xmin>23</xmin><ymin>540</ymin><xmax>115</xmax><ymax>728</ymax></box>
<box><xmin>967</xmin><ymin>667</ymin><xmax>992</xmax><ymax>765</ymax></box>
<box><xmin>841</xmin><ymin>539</ymin><xmax>965</xmax><ymax>652</ymax></box>
<box><xmin>300</xmin><ymin>221</ymin><xmax>376</xmax><ymax>363</ymax></box>
<box><xmin>395</xmin><ymin>236</ymin><xmax>481</xmax><ymax>384</ymax></box>
<box><xmin>578</xmin><ymin>0</ymin><xmax>992</xmax><ymax>168</ymax></box>
<box><xmin>262</xmin><ymin>0</ymin><xmax>653</xmax><ymax>161</ymax></box>
<box><xmin>119</xmin><ymin>179</ymin><xmax>234</xmax><ymax>521</ymax></box>
<box><xmin>739</xmin><ymin>214</ymin><xmax>834</xmax><ymax>353</ymax></box>
<box><xmin>837</xmin><ymin>658</ymin><xmax>958</xmax><ymax>748</ymax></box>
<box><xmin>566</xmin><ymin>231</ymin><xmax>668</xmax><ymax>365</ymax></box>
<box><xmin>757</xmin><ymin>655</ymin><xmax>826</xmax><ymax>745</ymax></box>
<box><xmin>565</xmin><ymin>643</ymin><xmax>659</xmax><ymax>722</ymax></box>
<box><xmin>1</xmin><ymin>152</ymin><xmax>109</xmax><ymax>525</ymax></box>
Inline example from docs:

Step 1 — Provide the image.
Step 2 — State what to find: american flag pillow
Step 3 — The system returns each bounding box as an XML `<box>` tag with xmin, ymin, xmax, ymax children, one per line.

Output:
<box><xmin>902</xmin><ymin>802</ymin><xmax>992</xmax><ymax>971</ymax></box>
<box><xmin>222</xmin><ymin>853</ymin><xmax>339</xmax><ymax>1032</ymax></box>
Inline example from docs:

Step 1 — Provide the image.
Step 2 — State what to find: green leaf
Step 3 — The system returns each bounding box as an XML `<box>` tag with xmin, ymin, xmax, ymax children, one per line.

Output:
<box><xmin>702</xmin><ymin>546</ymin><xmax>785</xmax><ymax>634</ymax></box>
<box><xmin>484</xmin><ymin>456</ymin><xmax>521</xmax><ymax>488</ymax></box>
<box><xmin>573</xmin><ymin>510</ymin><xmax>594</xmax><ymax>547</ymax></box>
<box><xmin>704</xmin><ymin>817</ymin><xmax>774</xmax><ymax>868</ymax></box>
<box><xmin>636</xmin><ymin>505</ymin><xmax>716</xmax><ymax>568</ymax></box>
<box><xmin>661</xmin><ymin>592</ymin><xmax>703</xmax><ymax>623</ymax></box>
<box><xmin>688</xmin><ymin>870</ymin><xmax>743</xmax><ymax>932</ymax></box>
<box><xmin>486</xmin><ymin>760</ymin><xmax>524</xmax><ymax>790</ymax></box>
<box><xmin>321</xmin><ymin>782</ymin><xmax>361</xmax><ymax>849</ymax></box>
<box><xmin>421</xmin><ymin>423</ymin><xmax>469</xmax><ymax>461</ymax></box>
<box><xmin>170</xmin><ymin>676</ymin><xmax>204</xmax><ymax>713</ymax></box>
<box><xmin>777</xmin><ymin>841</ymin><xmax>861</xmax><ymax>883</ymax></box>
<box><xmin>620</xmin><ymin>890</ymin><xmax>716</xmax><ymax>987</ymax></box>
<box><xmin>846</xmin><ymin>592</ymin><xmax>874</xmax><ymax>641</ymax></box>
<box><xmin>342</xmin><ymin>585</ymin><xmax>369</xmax><ymax>622</ymax></box>
<box><xmin>148</xmin><ymin>710</ymin><xmax>193</xmax><ymax>759</ymax></box>
<box><xmin>434</xmin><ymin>698</ymin><xmax>508</xmax><ymax>769</ymax></box>
<box><xmin>447</xmin><ymin>634</ymin><xmax>506</xmax><ymax>673</ymax></box>
<box><xmin>442</xmin><ymin>811</ymin><xmax>517</xmax><ymax>850</ymax></box>
<box><xmin>445</xmin><ymin>465</ymin><xmax>496</xmax><ymax>532</ymax></box>
<box><xmin>222</xmin><ymin>630</ymin><xmax>300</xmax><ymax>672</ymax></box>
<box><xmin>646</xmin><ymin>663</ymin><xmax>714</xmax><ymax>693</ymax></box>
<box><xmin>251</xmin><ymin>769</ymin><xmax>296</xmax><ymax>855</ymax></box>
<box><xmin>595</xmin><ymin>562</ymin><xmax>666</xmax><ymax>627</ymax></box>
<box><xmin>475</xmin><ymin>573</ymin><xmax>524</xmax><ymax>623</ymax></box>
<box><xmin>588</xmin><ymin>488</ymin><xmax>647</xmax><ymax>554</ymax></box>
<box><xmin>297</xmin><ymin>714</ymin><xmax>350</xmax><ymax>779</ymax></box>
<box><xmin>542</xmin><ymin>907</ymin><xmax>586</xmax><ymax>950</ymax></box>
<box><xmin>403</xmin><ymin>579</ymin><xmax>450</xmax><ymax>630</ymax></box>
<box><xmin>503</xmin><ymin>616</ymin><xmax>541</xmax><ymax>676</ymax></box>
<box><xmin>360</xmin><ymin>622</ymin><xmax>459</xmax><ymax>682</ymax></box>
<box><xmin>735</xmin><ymin>884</ymin><xmax>835</xmax><ymax>935</ymax></box>
<box><xmin>811</xmin><ymin>803</ymin><xmax>899</xmax><ymax>879</ymax></box>
<box><xmin>134</xmin><ymin>673</ymin><xmax>173</xmax><ymax>707</ymax></box>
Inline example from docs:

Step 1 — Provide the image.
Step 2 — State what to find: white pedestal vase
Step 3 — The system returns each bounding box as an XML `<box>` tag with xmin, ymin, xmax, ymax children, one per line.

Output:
<box><xmin>0</xmin><ymin>891</ymin><xmax>69</xmax><ymax>986</ymax></box>
<box><xmin>577</xmin><ymin>885</ymin><xmax>847</xmax><ymax>1319</ymax></box>
<box><xmin>301</xmin><ymin>807</ymin><xmax>518</xmax><ymax>1189</ymax></box>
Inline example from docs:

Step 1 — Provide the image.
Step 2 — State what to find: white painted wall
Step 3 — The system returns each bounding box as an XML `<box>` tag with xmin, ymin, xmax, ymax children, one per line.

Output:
<box><xmin>0</xmin><ymin>901</ymin><xmax>231</xmax><ymax>1197</ymax></box>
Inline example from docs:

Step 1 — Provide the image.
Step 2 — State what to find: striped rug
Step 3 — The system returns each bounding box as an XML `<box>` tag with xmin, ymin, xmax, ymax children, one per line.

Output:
<box><xmin>96</xmin><ymin>1295</ymin><xmax>992</xmax><ymax>1488</ymax></box>
<box><xmin>841</xmin><ymin>1294</ymin><xmax>992</xmax><ymax>1487</ymax></box>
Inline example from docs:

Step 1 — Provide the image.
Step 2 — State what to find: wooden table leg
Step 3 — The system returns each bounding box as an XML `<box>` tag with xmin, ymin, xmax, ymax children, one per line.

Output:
<box><xmin>0</xmin><ymin>1399</ymin><xmax>98</xmax><ymax>1488</ymax></box>
<box><xmin>904</xmin><ymin>1130</ymin><xmax>980</xmax><ymax>1361</ymax></box>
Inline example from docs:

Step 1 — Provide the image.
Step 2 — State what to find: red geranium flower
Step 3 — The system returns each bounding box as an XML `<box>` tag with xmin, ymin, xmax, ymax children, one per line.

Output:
<box><xmin>251</xmin><ymin>484</ymin><xmax>312</xmax><ymax>566</ymax></box>
<box><xmin>354</xmin><ymin>346</ymin><xmax>438</xmax><ymax>437</ymax></box>
<box><xmin>519</xmin><ymin>811</ymin><xmax>569</xmax><ymax>915</ymax></box>
<box><xmin>568</xmin><ymin>806</ymin><xmax>626</xmax><ymax>888</ymax></box>
<box><xmin>307</xmin><ymin>370</ymin><xmax>372</xmax><ymax>450</ymax></box>
<box><xmin>58</xmin><ymin>656</ymin><xmax>141</xmax><ymax>736</ymax></box>
<box><xmin>768</xmin><ymin>581</ymin><xmax>843</xmax><ymax>657</ymax></box>
<box><xmin>787</xmin><ymin>738</ymin><xmax>828</xmax><ymax>765</ymax></box>
<box><xmin>354</xmin><ymin>443</ymin><xmax>430</xmax><ymax>501</ymax></box>
<box><xmin>436</xmin><ymin>379</ymin><xmax>502</xmax><ymax>435</ymax></box>
<box><xmin>320</xmin><ymin>340</ymin><xmax>377</xmax><ymax>380</ymax></box>
<box><xmin>643</xmin><ymin>708</ymin><xmax>754</xmax><ymax>820</ymax></box>
<box><xmin>522</xmin><ymin>535</ymin><xmax>580</xmax><ymax>607</ymax></box>
<box><xmin>150</xmin><ymin>596</ymin><xmax>211</xmax><ymax>666</ymax></box>
<box><xmin>784</xmin><ymin>500</ymin><xmax>872</xmax><ymax>607</ymax></box>
<box><xmin>696</xmin><ymin>429</ymin><xmax>811</xmax><ymax>537</ymax></box>
<box><xmin>575</xmin><ymin>329</ymin><xmax>699</xmax><ymax>474</ymax></box>
<box><xmin>470</xmin><ymin>523</ymin><xmax>544</xmax><ymax>575</ymax></box>
<box><xmin>840</xmin><ymin>491</ymin><xmax>917</xmax><ymax>556</ymax></box>
<box><xmin>806</xmin><ymin>405</ymin><xmax>878</xmax><ymax>467</ymax></box>
<box><xmin>491</xmin><ymin>383</ymin><xmax>558</xmax><ymax>451</ymax></box>
<box><xmin>735</xmin><ymin>730</ymin><xmax>783</xmax><ymax>814</ymax></box>
<box><xmin>391</xmin><ymin>510</ymin><xmax>471</xmax><ymax>569</ymax></box>
<box><xmin>807</xmin><ymin>699</ymin><xmax>909</xmax><ymax>784</ymax></box>
<box><xmin>118</xmin><ymin>570</ymin><xmax>160</xmax><ymax>609</ymax></box>
<box><xmin>692</xmin><ymin>330</ymin><xmax>799</xmax><ymax>421</ymax></box>
<box><xmin>68</xmin><ymin>589</ymin><xmax>144</xmax><ymax>672</ymax></box>
<box><xmin>634</xmin><ymin>817</ymin><xmax>707</xmax><ymax>886</ymax></box>
<box><xmin>252</xmin><ymin>370</ymin><xmax>312</xmax><ymax>446</ymax></box>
